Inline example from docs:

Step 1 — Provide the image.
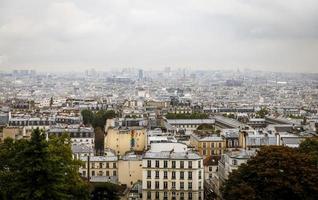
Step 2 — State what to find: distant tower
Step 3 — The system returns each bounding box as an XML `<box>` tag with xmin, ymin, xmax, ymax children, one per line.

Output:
<box><xmin>138</xmin><ymin>69</ymin><xmax>144</xmax><ymax>80</ymax></box>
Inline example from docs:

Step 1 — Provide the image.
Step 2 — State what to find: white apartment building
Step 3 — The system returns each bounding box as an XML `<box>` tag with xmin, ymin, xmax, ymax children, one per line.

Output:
<box><xmin>142</xmin><ymin>142</ymin><xmax>204</xmax><ymax>200</ymax></box>
<box><xmin>79</xmin><ymin>149</ymin><xmax>118</xmax><ymax>183</ymax></box>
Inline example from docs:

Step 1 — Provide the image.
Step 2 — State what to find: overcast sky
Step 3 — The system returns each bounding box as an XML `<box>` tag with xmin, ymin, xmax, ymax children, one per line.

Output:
<box><xmin>0</xmin><ymin>0</ymin><xmax>317</xmax><ymax>72</ymax></box>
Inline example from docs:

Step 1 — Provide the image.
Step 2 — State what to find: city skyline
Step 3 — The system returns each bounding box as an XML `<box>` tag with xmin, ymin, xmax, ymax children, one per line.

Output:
<box><xmin>1</xmin><ymin>0</ymin><xmax>318</xmax><ymax>73</ymax></box>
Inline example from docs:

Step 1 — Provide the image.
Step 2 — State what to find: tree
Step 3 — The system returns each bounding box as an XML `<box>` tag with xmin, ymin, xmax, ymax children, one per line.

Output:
<box><xmin>50</xmin><ymin>96</ymin><xmax>54</xmax><ymax>108</ymax></box>
<box><xmin>221</xmin><ymin>146</ymin><xmax>318</xmax><ymax>200</ymax></box>
<box><xmin>81</xmin><ymin>109</ymin><xmax>95</xmax><ymax>126</ymax></box>
<box><xmin>255</xmin><ymin>107</ymin><xmax>269</xmax><ymax>118</ymax></box>
<box><xmin>90</xmin><ymin>182</ymin><xmax>120</xmax><ymax>200</ymax></box>
<box><xmin>94</xmin><ymin>127</ymin><xmax>105</xmax><ymax>155</ymax></box>
<box><xmin>0</xmin><ymin>128</ymin><xmax>89</xmax><ymax>200</ymax></box>
<box><xmin>299</xmin><ymin>138</ymin><xmax>318</xmax><ymax>164</ymax></box>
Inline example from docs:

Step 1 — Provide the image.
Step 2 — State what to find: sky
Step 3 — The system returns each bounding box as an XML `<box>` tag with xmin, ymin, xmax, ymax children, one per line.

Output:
<box><xmin>0</xmin><ymin>0</ymin><xmax>317</xmax><ymax>73</ymax></box>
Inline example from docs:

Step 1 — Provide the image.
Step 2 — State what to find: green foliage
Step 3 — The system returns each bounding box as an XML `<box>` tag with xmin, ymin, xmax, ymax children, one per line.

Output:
<box><xmin>94</xmin><ymin>127</ymin><xmax>105</xmax><ymax>155</ymax></box>
<box><xmin>197</xmin><ymin>123</ymin><xmax>215</xmax><ymax>130</ymax></box>
<box><xmin>299</xmin><ymin>137</ymin><xmax>318</xmax><ymax>164</ymax></box>
<box><xmin>0</xmin><ymin>128</ymin><xmax>89</xmax><ymax>200</ymax></box>
<box><xmin>165</xmin><ymin>112</ymin><xmax>208</xmax><ymax>119</ymax></box>
<box><xmin>255</xmin><ymin>107</ymin><xmax>269</xmax><ymax>118</ymax></box>
<box><xmin>90</xmin><ymin>182</ymin><xmax>121</xmax><ymax>200</ymax></box>
<box><xmin>81</xmin><ymin>109</ymin><xmax>95</xmax><ymax>126</ymax></box>
<box><xmin>81</xmin><ymin>109</ymin><xmax>116</xmax><ymax>129</ymax></box>
<box><xmin>221</xmin><ymin>146</ymin><xmax>318</xmax><ymax>200</ymax></box>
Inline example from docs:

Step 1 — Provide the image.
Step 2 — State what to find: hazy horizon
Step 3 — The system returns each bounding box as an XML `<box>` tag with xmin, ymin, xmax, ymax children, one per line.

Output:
<box><xmin>1</xmin><ymin>0</ymin><xmax>318</xmax><ymax>73</ymax></box>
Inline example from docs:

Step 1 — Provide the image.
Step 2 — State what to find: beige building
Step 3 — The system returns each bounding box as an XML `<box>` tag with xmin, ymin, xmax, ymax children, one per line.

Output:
<box><xmin>118</xmin><ymin>152</ymin><xmax>143</xmax><ymax>188</ymax></box>
<box><xmin>105</xmin><ymin>127</ymin><xmax>147</xmax><ymax>156</ymax></box>
<box><xmin>190</xmin><ymin>133</ymin><xmax>226</xmax><ymax>157</ymax></box>
<box><xmin>79</xmin><ymin>149</ymin><xmax>118</xmax><ymax>183</ymax></box>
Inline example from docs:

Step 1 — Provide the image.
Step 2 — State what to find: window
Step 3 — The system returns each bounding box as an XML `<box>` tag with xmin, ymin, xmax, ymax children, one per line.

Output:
<box><xmin>155</xmin><ymin>192</ymin><xmax>159</xmax><ymax>199</ymax></box>
<box><xmin>164</xmin><ymin>181</ymin><xmax>168</xmax><ymax>189</ymax></box>
<box><xmin>155</xmin><ymin>171</ymin><xmax>159</xmax><ymax>179</ymax></box>
<box><xmin>99</xmin><ymin>162</ymin><xmax>103</xmax><ymax>168</ymax></box>
<box><xmin>203</xmin><ymin>142</ymin><xmax>206</xmax><ymax>148</ymax></box>
<box><xmin>172</xmin><ymin>161</ymin><xmax>176</xmax><ymax>168</ymax></box>
<box><xmin>147</xmin><ymin>170</ymin><xmax>151</xmax><ymax>178</ymax></box>
<box><xmin>219</xmin><ymin>142</ymin><xmax>222</xmax><ymax>148</ymax></box>
<box><xmin>106</xmin><ymin>171</ymin><xmax>109</xmax><ymax>176</ymax></box>
<box><xmin>113</xmin><ymin>171</ymin><xmax>117</xmax><ymax>176</ymax></box>
<box><xmin>209</xmin><ymin>166</ymin><xmax>213</xmax><ymax>172</ymax></box>
<box><xmin>82</xmin><ymin>171</ymin><xmax>86</xmax><ymax>176</ymax></box>
<box><xmin>113</xmin><ymin>163</ymin><xmax>116</xmax><ymax>168</ymax></box>
<box><xmin>203</xmin><ymin>150</ymin><xmax>206</xmax><ymax>155</ymax></box>
<box><xmin>232</xmin><ymin>159</ymin><xmax>238</xmax><ymax>165</ymax></box>
<box><xmin>199</xmin><ymin>181</ymin><xmax>202</xmax><ymax>190</ymax></box>
<box><xmin>147</xmin><ymin>191</ymin><xmax>151</xmax><ymax>199</ymax></box>
<box><xmin>147</xmin><ymin>160</ymin><xmax>151</xmax><ymax>168</ymax></box>
<box><xmin>180</xmin><ymin>192</ymin><xmax>184</xmax><ymax>200</ymax></box>
<box><xmin>211</xmin><ymin>143</ymin><xmax>214</xmax><ymax>148</ymax></box>
<box><xmin>199</xmin><ymin>170</ymin><xmax>202</xmax><ymax>179</ymax></box>
<box><xmin>164</xmin><ymin>192</ymin><xmax>168</xmax><ymax>200</ymax></box>
<box><xmin>164</xmin><ymin>160</ymin><xmax>168</xmax><ymax>168</ymax></box>
<box><xmin>172</xmin><ymin>171</ymin><xmax>176</xmax><ymax>179</ymax></box>
<box><xmin>198</xmin><ymin>161</ymin><xmax>201</xmax><ymax>168</ymax></box>
<box><xmin>180</xmin><ymin>171</ymin><xmax>184</xmax><ymax>179</ymax></box>
<box><xmin>106</xmin><ymin>163</ymin><xmax>109</xmax><ymax>168</ymax></box>
<box><xmin>188</xmin><ymin>182</ymin><xmax>192</xmax><ymax>190</ymax></box>
<box><xmin>155</xmin><ymin>181</ymin><xmax>159</xmax><ymax>189</ymax></box>
<box><xmin>92</xmin><ymin>171</ymin><xmax>95</xmax><ymax>176</ymax></box>
<box><xmin>147</xmin><ymin>181</ymin><xmax>151</xmax><ymax>189</ymax></box>
<box><xmin>180</xmin><ymin>161</ymin><xmax>184</xmax><ymax>168</ymax></box>
<box><xmin>164</xmin><ymin>171</ymin><xmax>168</xmax><ymax>179</ymax></box>
<box><xmin>155</xmin><ymin>160</ymin><xmax>159</xmax><ymax>168</ymax></box>
<box><xmin>180</xmin><ymin>182</ymin><xmax>184</xmax><ymax>189</ymax></box>
<box><xmin>188</xmin><ymin>172</ymin><xmax>192</xmax><ymax>180</ymax></box>
<box><xmin>172</xmin><ymin>182</ymin><xmax>176</xmax><ymax>189</ymax></box>
<box><xmin>188</xmin><ymin>161</ymin><xmax>192</xmax><ymax>169</ymax></box>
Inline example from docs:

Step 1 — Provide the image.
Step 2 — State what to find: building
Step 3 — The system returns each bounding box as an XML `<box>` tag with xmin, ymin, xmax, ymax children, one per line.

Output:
<box><xmin>105</xmin><ymin>127</ymin><xmax>147</xmax><ymax>156</ymax></box>
<box><xmin>166</xmin><ymin>119</ymin><xmax>215</xmax><ymax>131</ymax></box>
<box><xmin>79</xmin><ymin>149</ymin><xmax>118</xmax><ymax>183</ymax></box>
<box><xmin>190</xmin><ymin>132</ymin><xmax>226</xmax><ymax>157</ymax></box>
<box><xmin>118</xmin><ymin>152</ymin><xmax>143</xmax><ymax>188</ymax></box>
<box><xmin>142</xmin><ymin>142</ymin><xmax>204</xmax><ymax>200</ymax></box>
<box><xmin>48</xmin><ymin>126</ymin><xmax>95</xmax><ymax>147</ymax></box>
<box><xmin>239</xmin><ymin>130</ymin><xmax>276</xmax><ymax>149</ymax></box>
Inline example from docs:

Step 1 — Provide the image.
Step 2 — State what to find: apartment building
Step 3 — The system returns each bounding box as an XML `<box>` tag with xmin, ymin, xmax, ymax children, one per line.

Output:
<box><xmin>190</xmin><ymin>133</ymin><xmax>226</xmax><ymax>157</ymax></box>
<box><xmin>142</xmin><ymin>142</ymin><xmax>204</xmax><ymax>200</ymax></box>
<box><xmin>79</xmin><ymin>149</ymin><xmax>118</xmax><ymax>183</ymax></box>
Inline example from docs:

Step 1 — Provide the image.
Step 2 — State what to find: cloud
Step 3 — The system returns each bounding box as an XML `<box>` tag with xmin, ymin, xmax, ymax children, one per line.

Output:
<box><xmin>0</xmin><ymin>0</ymin><xmax>317</xmax><ymax>72</ymax></box>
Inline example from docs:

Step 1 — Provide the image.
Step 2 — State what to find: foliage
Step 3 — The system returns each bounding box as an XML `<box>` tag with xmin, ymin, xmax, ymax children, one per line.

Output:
<box><xmin>255</xmin><ymin>107</ymin><xmax>269</xmax><ymax>118</ymax></box>
<box><xmin>223</xmin><ymin>113</ymin><xmax>236</xmax><ymax>119</ymax></box>
<box><xmin>81</xmin><ymin>109</ymin><xmax>116</xmax><ymax>129</ymax></box>
<box><xmin>90</xmin><ymin>182</ymin><xmax>121</xmax><ymax>200</ymax></box>
<box><xmin>0</xmin><ymin>128</ymin><xmax>89</xmax><ymax>200</ymax></box>
<box><xmin>165</xmin><ymin>112</ymin><xmax>208</xmax><ymax>119</ymax></box>
<box><xmin>94</xmin><ymin>127</ymin><xmax>105</xmax><ymax>155</ymax></box>
<box><xmin>197</xmin><ymin>123</ymin><xmax>215</xmax><ymax>130</ymax></box>
<box><xmin>221</xmin><ymin>145</ymin><xmax>318</xmax><ymax>200</ymax></box>
<box><xmin>299</xmin><ymin>137</ymin><xmax>318</xmax><ymax>164</ymax></box>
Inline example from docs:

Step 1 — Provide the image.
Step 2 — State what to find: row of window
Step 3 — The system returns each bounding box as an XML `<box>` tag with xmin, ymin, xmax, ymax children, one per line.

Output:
<box><xmin>146</xmin><ymin>180</ymin><xmax>202</xmax><ymax>190</ymax></box>
<box><xmin>202</xmin><ymin>142</ymin><xmax>223</xmax><ymax>148</ymax></box>
<box><xmin>202</xmin><ymin>149</ymin><xmax>223</xmax><ymax>155</ymax></box>
<box><xmin>147</xmin><ymin>170</ymin><xmax>202</xmax><ymax>180</ymax></box>
<box><xmin>146</xmin><ymin>191</ymin><xmax>202</xmax><ymax>200</ymax></box>
<box><xmin>82</xmin><ymin>162</ymin><xmax>116</xmax><ymax>169</ymax></box>
<box><xmin>147</xmin><ymin>160</ymin><xmax>201</xmax><ymax>169</ymax></box>
<box><xmin>81</xmin><ymin>170</ymin><xmax>117</xmax><ymax>177</ymax></box>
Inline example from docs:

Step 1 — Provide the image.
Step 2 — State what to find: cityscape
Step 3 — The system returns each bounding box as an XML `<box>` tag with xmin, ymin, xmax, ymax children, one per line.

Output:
<box><xmin>1</xmin><ymin>0</ymin><xmax>318</xmax><ymax>200</ymax></box>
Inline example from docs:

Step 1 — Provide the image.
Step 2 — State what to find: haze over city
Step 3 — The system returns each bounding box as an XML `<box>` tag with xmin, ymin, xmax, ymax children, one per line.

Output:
<box><xmin>1</xmin><ymin>0</ymin><xmax>318</xmax><ymax>73</ymax></box>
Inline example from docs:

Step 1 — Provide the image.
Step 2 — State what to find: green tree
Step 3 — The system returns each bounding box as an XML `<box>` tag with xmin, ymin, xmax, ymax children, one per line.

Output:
<box><xmin>255</xmin><ymin>107</ymin><xmax>269</xmax><ymax>118</ymax></box>
<box><xmin>92</xmin><ymin>110</ymin><xmax>116</xmax><ymax>129</ymax></box>
<box><xmin>299</xmin><ymin>138</ymin><xmax>318</xmax><ymax>164</ymax></box>
<box><xmin>0</xmin><ymin>128</ymin><xmax>89</xmax><ymax>200</ymax></box>
<box><xmin>90</xmin><ymin>182</ymin><xmax>120</xmax><ymax>200</ymax></box>
<box><xmin>81</xmin><ymin>109</ymin><xmax>95</xmax><ymax>126</ymax></box>
<box><xmin>94</xmin><ymin>127</ymin><xmax>105</xmax><ymax>155</ymax></box>
<box><xmin>222</xmin><ymin>146</ymin><xmax>318</xmax><ymax>200</ymax></box>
